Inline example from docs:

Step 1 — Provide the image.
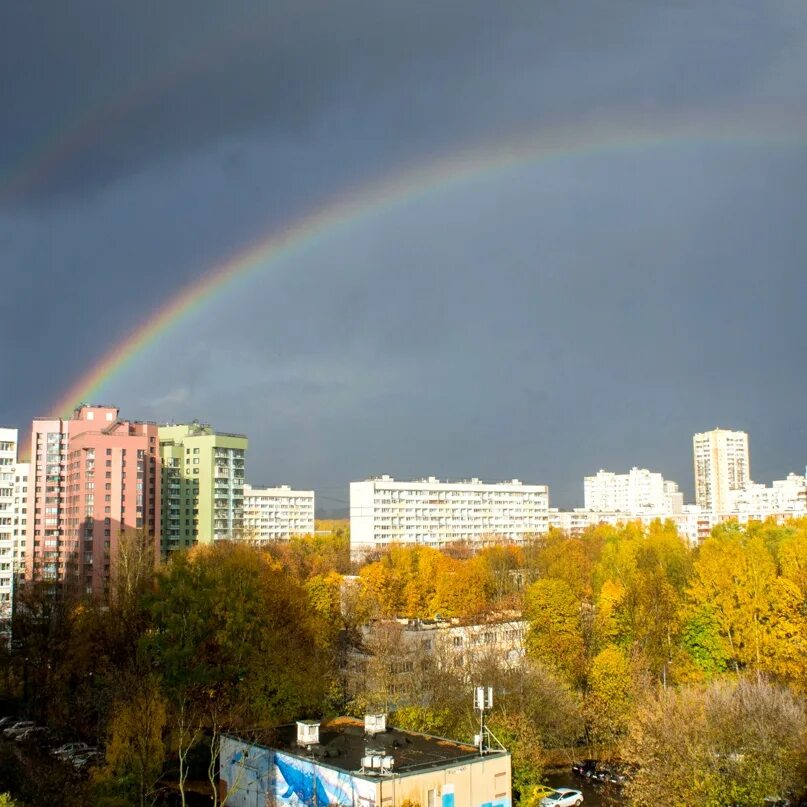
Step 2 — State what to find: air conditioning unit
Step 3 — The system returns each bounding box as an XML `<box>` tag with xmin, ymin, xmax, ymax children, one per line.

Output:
<box><xmin>296</xmin><ymin>720</ymin><xmax>320</xmax><ymax>747</ymax></box>
<box><xmin>365</xmin><ymin>713</ymin><xmax>386</xmax><ymax>736</ymax></box>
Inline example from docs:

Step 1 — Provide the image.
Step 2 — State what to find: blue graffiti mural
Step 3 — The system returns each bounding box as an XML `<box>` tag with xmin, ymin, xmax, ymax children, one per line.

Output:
<box><xmin>274</xmin><ymin>752</ymin><xmax>332</xmax><ymax>806</ymax></box>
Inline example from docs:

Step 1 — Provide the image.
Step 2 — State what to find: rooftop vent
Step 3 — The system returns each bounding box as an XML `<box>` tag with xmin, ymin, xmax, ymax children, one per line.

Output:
<box><xmin>296</xmin><ymin>720</ymin><xmax>320</xmax><ymax>747</ymax></box>
<box><xmin>361</xmin><ymin>749</ymin><xmax>395</xmax><ymax>774</ymax></box>
<box><xmin>365</xmin><ymin>714</ymin><xmax>386</xmax><ymax>736</ymax></box>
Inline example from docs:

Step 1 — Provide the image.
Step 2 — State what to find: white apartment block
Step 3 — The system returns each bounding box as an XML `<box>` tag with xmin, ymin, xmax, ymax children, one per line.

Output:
<box><xmin>242</xmin><ymin>483</ymin><xmax>315</xmax><ymax>541</ymax></box>
<box><xmin>0</xmin><ymin>429</ymin><xmax>19</xmax><ymax>627</ymax></box>
<box><xmin>725</xmin><ymin>472</ymin><xmax>807</xmax><ymax>517</ymax></box>
<box><xmin>584</xmin><ymin>467</ymin><xmax>683</xmax><ymax>514</ymax></box>
<box><xmin>693</xmin><ymin>428</ymin><xmax>750</xmax><ymax>512</ymax></box>
<box><xmin>548</xmin><ymin>506</ymin><xmax>710</xmax><ymax>547</ymax></box>
<box><xmin>11</xmin><ymin>462</ymin><xmax>29</xmax><ymax>574</ymax></box>
<box><xmin>350</xmin><ymin>475</ymin><xmax>549</xmax><ymax>553</ymax></box>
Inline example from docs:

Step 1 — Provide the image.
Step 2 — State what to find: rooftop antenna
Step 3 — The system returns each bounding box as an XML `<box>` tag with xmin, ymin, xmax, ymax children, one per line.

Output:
<box><xmin>473</xmin><ymin>686</ymin><xmax>505</xmax><ymax>756</ymax></box>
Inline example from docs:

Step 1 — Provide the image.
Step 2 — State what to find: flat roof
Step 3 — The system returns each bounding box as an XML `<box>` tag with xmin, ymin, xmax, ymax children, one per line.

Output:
<box><xmin>228</xmin><ymin>717</ymin><xmax>504</xmax><ymax>777</ymax></box>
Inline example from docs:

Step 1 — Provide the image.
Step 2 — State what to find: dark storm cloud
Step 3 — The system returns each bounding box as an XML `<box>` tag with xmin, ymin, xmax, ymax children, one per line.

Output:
<box><xmin>1</xmin><ymin>0</ymin><xmax>802</xmax><ymax>205</ymax></box>
<box><xmin>110</xmin><ymin>145</ymin><xmax>807</xmax><ymax>505</ymax></box>
<box><xmin>3</xmin><ymin>0</ymin><xmax>807</xmax><ymax>509</ymax></box>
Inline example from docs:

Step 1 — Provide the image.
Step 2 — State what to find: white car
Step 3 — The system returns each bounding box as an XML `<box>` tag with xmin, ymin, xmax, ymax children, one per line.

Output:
<box><xmin>52</xmin><ymin>741</ymin><xmax>92</xmax><ymax>759</ymax></box>
<box><xmin>539</xmin><ymin>789</ymin><xmax>583</xmax><ymax>807</ymax></box>
<box><xmin>3</xmin><ymin>721</ymin><xmax>35</xmax><ymax>738</ymax></box>
<box><xmin>72</xmin><ymin>750</ymin><xmax>104</xmax><ymax>770</ymax></box>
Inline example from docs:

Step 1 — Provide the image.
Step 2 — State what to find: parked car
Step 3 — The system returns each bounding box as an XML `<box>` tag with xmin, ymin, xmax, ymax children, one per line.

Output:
<box><xmin>592</xmin><ymin>763</ymin><xmax>619</xmax><ymax>784</ymax></box>
<box><xmin>0</xmin><ymin>716</ymin><xmax>20</xmax><ymax>729</ymax></box>
<box><xmin>539</xmin><ymin>788</ymin><xmax>584</xmax><ymax>807</ymax></box>
<box><xmin>72</xmin><ymin>750</ymin><xmax>104</xmax><ymax>770</ymax></box>
<box><xmin>3</xmin><ymin>721</ymin><xmax>35</xmax><ymax>738</ymax></box>
<box><xmin>16</xmin><ymin>726</ymin><xmax>52</xmax><ymax>744</ymax></box>
<box><xmin>571</xmin><ymin>759</ymin><xmax>597</xmax><ymax>779</ymax></box>
<box><xmin>52</xmin><ymin>741</ymin><xmax>92</xmax><ymax>759</ymax></box>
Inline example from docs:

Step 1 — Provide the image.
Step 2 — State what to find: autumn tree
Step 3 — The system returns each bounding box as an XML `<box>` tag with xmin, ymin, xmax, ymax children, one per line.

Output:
<box><xmin>101</xmin><ymin>674</ymin><xmax>167</xmax><ymax>807</ymax></box>
<box><xmin>524</xmin><ymin>578</ymin><xmax>585</xmax><ymax>686</ymax></box>
<box><xmin>625</xmin><ymin>676</ymin><xmax>807</xmax><ymax>806</ymax></box>
<box><xmin>687</xmin><ymin>528</ymin><xmax>807</xmax><ymax>683</ymax></box>
<box><xmin>143</xmin><ymin>541</ymin><xmax>326</xmax><ymax>806</ymax></box>
<box><xmin>584</xmin><ymin>644</ymin><xmax>635</xmax><ymax>748</ymax></box>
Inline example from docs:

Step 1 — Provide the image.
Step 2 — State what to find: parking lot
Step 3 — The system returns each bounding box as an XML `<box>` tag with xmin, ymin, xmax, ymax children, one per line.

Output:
<box><xmin>545</xmin><ymin>769</ymin><xmax>624</xmax><ymax>807</ymax></box>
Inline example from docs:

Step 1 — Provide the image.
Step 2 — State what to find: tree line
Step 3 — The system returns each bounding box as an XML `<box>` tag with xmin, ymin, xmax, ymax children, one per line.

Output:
<box><xmin>0</xmin><ymin>518</ymin><xmax>805</xmax><ymax>806</ymax></box>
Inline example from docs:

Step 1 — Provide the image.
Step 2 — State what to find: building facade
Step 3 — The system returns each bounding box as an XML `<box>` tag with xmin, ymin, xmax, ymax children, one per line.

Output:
<box><xmin>350</xmin><ymin>476</ymin><xmax>549</xmax><ymax>554</ymax></box>
<box><xmin>0</xmin><ymin>428</ymin><xmax>19</xmax><ymax>626</ymax></box>
<box><xmin>243</xmin><ymin>484</ymin><xmax>315</xmax><ymax>541</ymax></box>
<box><xmin>11</xmin><ymin>462</ymin><xmax>29</xmax><ymax>575</ymax></box>
<box><xmin>346</xmin><ymin>616</ymin><xmax>527</xmax><ymax>709</ymax></box>
<box><xmin>548</xmin><ymin>506</ymin><xmax>711</xmax><ymax>546</ymax></box>
<box><xmin>25</xmin><ymin>406</ymin><xmax>161</xmax><ymax>596</ymax></box>
<box><xmin>693</xmin><ymin>428</ymin><xmax>750</xmax><ymax>512</ymax></box>
<box><xmin>584</xmin><ymin>467</ymin><xmax>683</xmax><ymax>514</ymax></box>
<box><xmin>220</xmin><ymin>717</ymin><xmax>511</xmax><ymax>807</ymax></box>
<box><xmin>725</xmin><ymin>472</ymin><xmax>807</xmax><ymax>517</ymax></box>
<box><xmin>159</xmin><ymin>422</ymin><xmax>247</xmax><ymax>554</ymax></box>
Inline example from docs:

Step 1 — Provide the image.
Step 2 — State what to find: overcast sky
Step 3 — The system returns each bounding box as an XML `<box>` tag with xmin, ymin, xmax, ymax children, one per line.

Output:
<box><xmin>2</xmin><ymin>1</ymin><xmax>807</xmax><ymax>512</ymax></box>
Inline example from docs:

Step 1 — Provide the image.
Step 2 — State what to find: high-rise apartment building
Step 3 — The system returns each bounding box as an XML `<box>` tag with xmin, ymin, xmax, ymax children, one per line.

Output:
<box><xmin>0</xmin><ymin>428</ymin><xmax>19</xmax><ymax>626</ymax></box>
<box><xmin>26</xmin><ymin>406</ymin><xmax>161</xmax><ymax>596</ymax></box>
<box><xmin>243</xmin><ymin>484</ymin><xmax>315</xmax><ymax>542</ymax></box>
<box><xmin>693</xmin><ymin>428</ymin><xmax>750</xmax><ymax>512</ymax></box>
<box><xmin>350</xmin><ymin>475</ymin><xmax>549</xmax><ymax>554</ymax></box>
<box><xmin>11</xmin><ymin>462</ymin><xmax>29</xmax><ymax>574</ymax></box>
<box><xmin>584</xmin><ymin>467</ymin><xmax>683</xmax><ymax>514</ymax></box>
<box><xmin>159</xmin><ymin>423</ymin><xmax>247</xmax><ymax>555</ymax></box>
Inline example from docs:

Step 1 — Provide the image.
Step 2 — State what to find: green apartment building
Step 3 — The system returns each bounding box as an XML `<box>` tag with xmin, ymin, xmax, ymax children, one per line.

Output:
<box><xmin>159</xmin><ymin>422</ymin><xmax>248</xmax><ymax>555</ymax></box>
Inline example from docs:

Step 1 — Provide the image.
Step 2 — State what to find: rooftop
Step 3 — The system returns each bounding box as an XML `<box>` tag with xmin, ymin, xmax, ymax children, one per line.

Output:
<box><xmin>229</xmin><ymin>717</ymin><xmax>499</xmax><ymax>777</ymax></box>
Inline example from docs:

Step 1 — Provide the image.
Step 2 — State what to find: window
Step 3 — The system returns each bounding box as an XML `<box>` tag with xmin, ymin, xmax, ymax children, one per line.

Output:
<box><xmin>494</xmin><ymin>772</ymin><xmax>507</xmax><ymax>798</ymax></box>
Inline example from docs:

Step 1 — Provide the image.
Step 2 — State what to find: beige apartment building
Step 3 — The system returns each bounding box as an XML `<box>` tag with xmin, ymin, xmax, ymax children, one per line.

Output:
<box><xmin>693</xmin><ymin>428</ymin><xmax>750</xmax><ymax>512</ymax></box>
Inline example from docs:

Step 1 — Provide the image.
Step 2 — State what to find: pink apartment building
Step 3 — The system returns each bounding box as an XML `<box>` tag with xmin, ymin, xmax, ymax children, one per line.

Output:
<box><xmin>26</xmin><ymin>405</ymin><xmax>160</xmax><ymax>597</ymax></box>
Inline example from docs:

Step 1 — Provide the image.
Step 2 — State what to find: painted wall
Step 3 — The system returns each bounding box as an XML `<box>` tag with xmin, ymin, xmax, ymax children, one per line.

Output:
<box><xmin>220</xmin><ymin>738</ymin><xmax>376</xmax><ymax>807</ymax></box>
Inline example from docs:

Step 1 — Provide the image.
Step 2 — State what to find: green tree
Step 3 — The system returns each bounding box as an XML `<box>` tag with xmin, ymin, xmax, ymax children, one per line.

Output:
<box><xmin>143</xmin><ymin>542</ymin><xmax>326</xmax><ymax>806</ymax></box>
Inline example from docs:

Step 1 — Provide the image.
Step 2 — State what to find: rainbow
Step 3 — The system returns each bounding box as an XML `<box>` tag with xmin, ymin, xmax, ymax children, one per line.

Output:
<box><xmin>42</xmin><ymin>112</ymin><xmax>807</xmax><ymax>423</ymax></box>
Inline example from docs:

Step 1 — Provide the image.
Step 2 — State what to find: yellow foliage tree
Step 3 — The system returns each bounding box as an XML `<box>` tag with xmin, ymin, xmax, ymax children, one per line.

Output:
<box><xmin>105</xmin><ymin>675</ymin><xmax>167</xmax><ymax>807</ymax></box>
<box><xmin>585</xmin><ymin>644</ymin><xmax>634</xmax><ymax>747</ymax></box>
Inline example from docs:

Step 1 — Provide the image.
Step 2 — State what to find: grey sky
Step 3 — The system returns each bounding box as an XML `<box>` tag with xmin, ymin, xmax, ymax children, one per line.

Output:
<box><xmin>2</xmin><ymin>1</ymin><xmax>806</xmax><ymax>511</ymax></box>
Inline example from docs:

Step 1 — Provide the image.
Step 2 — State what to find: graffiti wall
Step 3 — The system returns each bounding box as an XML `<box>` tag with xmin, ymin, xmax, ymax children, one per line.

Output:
<box><xmin>220</xmin><ymin>737</ymin><xmax>377</xmax><ymax>807</ymax></box>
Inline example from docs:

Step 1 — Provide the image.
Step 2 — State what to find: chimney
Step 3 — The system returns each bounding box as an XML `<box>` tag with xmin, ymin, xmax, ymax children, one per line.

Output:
<box><xmin>365</xmin><ymin>714</ymin><xmax>386</xmax><ymax>736</ymax></box>
<box><xmin>296</xmin><ymin>720</ymin><xmax>320</xmax><ymax>747</ymax></box>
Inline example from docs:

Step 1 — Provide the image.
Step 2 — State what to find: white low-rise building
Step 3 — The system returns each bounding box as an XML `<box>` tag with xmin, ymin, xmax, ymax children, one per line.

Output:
<box><xmin>346</xmin><ymin>615</ymin><xmax>527</xmax><ymax>706</ymax></box>
<box><xmin>350</xmin><ymin>475</ymin><xmax>549</xmax><ymax>554</ymax></box>
<box><xmin>549</xmin><ymin>504</ymin><xmax>712</xmax><ymax>546</ymax></box>
<box><xmin>725</xmin><ymin>472</ymin><xmax>807</xmax><ymax>517</ymax></box>
<box><xmin>243</xmin><ymin>483</ymin><xmax>315</xmax><ymax>541</ymax></box>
